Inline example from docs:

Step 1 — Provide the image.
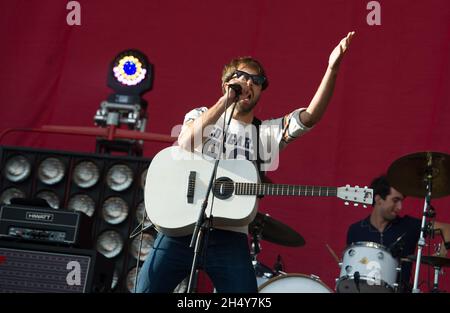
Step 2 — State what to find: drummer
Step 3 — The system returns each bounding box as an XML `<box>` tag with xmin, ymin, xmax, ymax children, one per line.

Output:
<box><xmin>346</xmin><ymin>175</ymin><xmax>450</xmax><ymax>292</ymax></box>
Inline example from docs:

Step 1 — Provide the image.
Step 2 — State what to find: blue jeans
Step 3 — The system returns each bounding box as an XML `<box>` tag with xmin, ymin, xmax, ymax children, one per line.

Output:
<box><xmin>136</xmin><ymin>229</ymin><xmax>257</xmax><ymax>293</ymax></box>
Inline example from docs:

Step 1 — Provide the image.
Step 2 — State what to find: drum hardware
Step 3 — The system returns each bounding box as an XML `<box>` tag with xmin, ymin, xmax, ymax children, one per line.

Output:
<box><xmin>431</xmin><ymin>266</ymin><xmax>443</xmax><ymax>293</ymax></box>
<box><xmin>336</xmin><ymin>241</ymin><xmax>400</xmax><ymax>293</ymax></box>
<box><xmin>406</xmin><ymin>255</ymin><xmax>450</xmax><ymax>268</ymax></box>
<box><xmin>248</xmin><ymin>211</ymin><xmax>306</xmax><ymax>288</ymax></box>
<box><xmin>249</xmin><ymin>213</ymin><xmax>275</xmax><ymax>287</ymax></box>
<box><xmin>326</xmin><ymin>243</ymin><xmax>341</xmax><ymax>265</ymax></box>
<box><xmin>406</xmin><ymin>254</ymin><xmax>449</xmax><ymax>293</ymax></box>
<box><xmin>248</xmin><ymin>212</ymin><xmax>305</xmax><ymax>247</ymax></box>
<box><xmin>387</xmin><ymin>151</ymin><xmax>450</xmax><ymax>293</ymax></box>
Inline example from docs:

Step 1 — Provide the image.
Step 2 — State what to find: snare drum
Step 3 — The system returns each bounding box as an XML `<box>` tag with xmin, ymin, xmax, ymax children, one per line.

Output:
<box><xmin>336</xmin><ymin>241</ymin><xmax>400</xmax><ymax>293</ymax></box>
<box><xmin>258</xmin><ymin>273</ymin><xmax>333</xmax><ymax>293</ymax></box>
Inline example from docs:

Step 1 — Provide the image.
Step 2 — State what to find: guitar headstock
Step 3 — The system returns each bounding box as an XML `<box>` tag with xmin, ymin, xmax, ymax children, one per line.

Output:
<box><xmin>337</xmin><ymin>185</ymin><xmax>373</xmax><ymax>207</ymax></box>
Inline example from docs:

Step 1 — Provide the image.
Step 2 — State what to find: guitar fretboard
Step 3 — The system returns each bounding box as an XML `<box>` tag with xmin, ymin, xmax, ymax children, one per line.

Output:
<box><xmin>234</xmin><ymin>183</ymin><xmax>338</xmax><ymax>197</ymax></box>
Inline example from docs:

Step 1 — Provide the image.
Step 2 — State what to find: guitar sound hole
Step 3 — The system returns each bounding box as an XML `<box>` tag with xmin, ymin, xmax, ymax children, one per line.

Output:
<box><xmin>213</xmin><ymin>177</ymin><xmax>234</xmax><ymax>200</ymax></box>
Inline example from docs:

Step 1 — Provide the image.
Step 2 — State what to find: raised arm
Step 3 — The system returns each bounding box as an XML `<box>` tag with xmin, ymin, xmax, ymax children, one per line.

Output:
<box><xmin>300</xmin><ymin>31</ymin><xmax>356</xmax><ymax>128</ymax></box>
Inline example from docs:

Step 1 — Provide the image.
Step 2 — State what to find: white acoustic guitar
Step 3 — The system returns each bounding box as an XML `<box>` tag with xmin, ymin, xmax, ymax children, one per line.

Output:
<box><xmin>144</xmin><ymin>146</ymin><xmax>373</xmax><ymax>237</ymax></box>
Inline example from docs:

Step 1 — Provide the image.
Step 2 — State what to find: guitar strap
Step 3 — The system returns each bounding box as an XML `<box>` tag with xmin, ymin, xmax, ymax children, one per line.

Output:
<box><xmin>251</xmin><ymin>117</ymin><xmax>266</xmax><ymax>183</ymax></box>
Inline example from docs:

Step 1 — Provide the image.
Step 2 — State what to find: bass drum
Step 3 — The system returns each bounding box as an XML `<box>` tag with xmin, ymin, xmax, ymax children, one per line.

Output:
<box><xmin>258</xmin><ymin>273</ymin><xmax>333</xmax><ymax>293</ymax></box>
<box><xmin>336</xmin><ymin>241</ymin><xmax>399</xmax><ymax>293</ymax></box>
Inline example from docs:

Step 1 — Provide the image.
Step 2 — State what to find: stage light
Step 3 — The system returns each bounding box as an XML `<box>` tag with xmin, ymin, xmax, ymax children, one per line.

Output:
<box><xmin>107</xmin><ymin>49</ymin><xmax>152</xmax><ymax>98</ymax></box>
<box><xmin>0</xmin><ymin>146</ymin><xmax>153</xmax><ymax>292</ymax></box>
<box><xmin>140</xmin><ymin>169</ymin><xmax>147</xmax><ymax>190</ymax></box>
<box><xmin>38</xmin><ymin>157</ymin><xmax>65</xmax><ymax>185</ymax></box>
<box><xmin>0</xmin><ymin>187</ymin><xmax>25</xmax><ymax>204</ymax></box>
<box><xmin>73</xmin><ymin>160</ymin><xmax>100</xmax><ymax>189</ymax></box>
<box><xmin>4</xmin><ymin>155</ymin><xmax>31</xmax><ymax>183</ymax></box>
<box><xmin>96</xmin><ymin>230</ymin><xmax>124</xmax><ymax>259</ymax></box>
<box><xmin>126</xmin><ymin>267</ymin><xmax>138</xmax><ymax>292</ymax></box>
<box><xmin>36</xmin><ymin>190</ymin><xmax>60</xmax><ymax>209</ymax></box>
<box><xmin>93</xmin><ymin>49</ymin><xmax>153</xmax><ymax>156</ymax></box>
<box><xmin>111</xmin><ymin>269</ymin><xmax>120</xmax><ymax>290</ymax></box>
<box><xmin>113</xmin><ymin>56</ymin><xmax>146</xmax><ymax>86</ymax></box>
<box><xmin>130</xmin><ymin>232</ymin><xmax>154</xmax><ymax>261</ymax></box>
<box><xmin>135</xmin><ymin>201</ymin><xmax>152</xmax><ymax>227</ymax></box>
<box><xmin>106</xmin><ymin>164</ymin><xmax>133</xmax><ymax>192</ymax></box>
<box><xmin>67</xmin><ymin>193</ymin><xmax>96</xmax><ymax>217</ymax></box>
<box><xmin>102</xmin><ymin>196</ymin><xmax>129</xmax><ymax>225</ymax></box>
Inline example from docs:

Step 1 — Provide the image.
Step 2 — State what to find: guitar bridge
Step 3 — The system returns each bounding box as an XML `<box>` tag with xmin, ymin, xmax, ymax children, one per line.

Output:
<box><xmin>187</xmin><ymin>171</ymin><xmax>196</xmax><ymax>203</ymax></box>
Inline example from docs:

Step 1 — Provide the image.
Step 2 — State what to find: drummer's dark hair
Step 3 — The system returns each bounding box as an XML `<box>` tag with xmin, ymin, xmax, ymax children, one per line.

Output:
<box><xmin>369</xmin><ymin>175</ymin><xmax>392</xmax><ymax>206</ymax></box>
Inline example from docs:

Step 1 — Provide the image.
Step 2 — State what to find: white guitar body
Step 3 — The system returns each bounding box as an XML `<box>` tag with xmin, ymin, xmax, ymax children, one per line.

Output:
<box><xmin>145</xmin><ymin>146</ymin><xmax>259</xmax><ymax>237</ymax></box>
<box><xmin>145</xmin><ymin>146</ymin><xmax>373</xmax><ymax>237</ymax></box>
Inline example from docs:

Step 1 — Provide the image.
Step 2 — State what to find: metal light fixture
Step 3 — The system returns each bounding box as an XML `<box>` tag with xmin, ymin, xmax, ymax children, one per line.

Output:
<box><xmin>36</xmin><ymin>190</ymin><xmax>60</xmax><ymax>209</ymax></box>
<box><xmin>0</xmin><ymin>187</ymin><xmax>26</xmax><ymax>204</ymax></box>
<box><xmin>107</xmin><ymin>49</ymin><xmax>153</xmax><ymax>99</ymax></box>
<box><xmin>126</xmin><ymin>267</ymin><xmax>138</xmax><ymax>292</ymax></box>
<box><xmin>94</xmin><ymin>49</ymin><xmax>153</xmax><ymax>129</ymax></box>
<box><xmin>93</xmin><ymin>49</ymin><xmax>154</xmax><ymax>156</ymax></box>
<box><xmin>38</xmin><ymin>157</ymin><xmax>65</xmax><ymax>185</ymax></box>
<box><xmin>130</xmin><ymin>232</ymin><xmax>154</xmax><ymax>261</ymax></box>
<box><xmin>96</xmin><ymin>230</ymin><xmax>124</xmax><ymax>259</ymax></box>
<box><xmin>67</xmin><ymin>193</ymin><xmax>96</xmax><ymax>217</ymax></box>
<box><xmin>73</xmin><ymin>161</ymin><xmax>100</xmax><ymax>189</ymax></box>
<box><xmin>102</xmin><ymin>196</ymin><xmax>129</xmax><ymax>225</ymax></box>
<box><xmin>106</xmin><ymin>164</ymin><xmax>133</xmax><ymax>192</ymax></box>
<box><xmin>136</xmin><ymin>201</ymin><xmax>152</xmax><ymax>228</ymax></box>
<box><xmin>140</xmin><ymin>169</ymin><xmax>147</xmax><ymax>190</ymax></box>
<box><xmin>4</xmin><ymin>155</ymin><xmax>31</xmax><ymax>183</ymax></box>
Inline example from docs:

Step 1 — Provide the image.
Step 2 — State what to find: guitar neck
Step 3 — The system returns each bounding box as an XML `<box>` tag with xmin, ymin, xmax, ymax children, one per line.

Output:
<box><xmin>235</xmin><ymin>183</ymin><xmax>338</xmax><ymax>197</ymax></box>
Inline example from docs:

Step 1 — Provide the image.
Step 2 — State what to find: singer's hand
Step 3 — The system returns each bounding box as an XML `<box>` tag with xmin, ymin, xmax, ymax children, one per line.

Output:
<box><xmin>224</xmin><ymin>80</ymin><xmax>247</xmax><ymax>101</ymax></box>
<box><xmin>328</xmin><ymin>31</ymin><xmax>355</xmax><ymax>71</ymax></box>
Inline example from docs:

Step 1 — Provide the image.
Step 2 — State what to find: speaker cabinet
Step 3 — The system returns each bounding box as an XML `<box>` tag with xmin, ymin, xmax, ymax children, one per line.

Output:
<box><xmin>0</xmin><ymin>241</ymin><xmax>113</xmax><ymax>292</ymax></box>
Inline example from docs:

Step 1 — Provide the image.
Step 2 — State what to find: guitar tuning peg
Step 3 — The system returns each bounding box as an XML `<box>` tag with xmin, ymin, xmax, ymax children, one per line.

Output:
<box><xmin>355</xmin><ymin>185</ymin><xmax>359</xmax><ymax>189</ymax></box>
<box><xmin>363</xmin><ymin>205</ymin><xmax>367</xmax><ymax>208</ymax></box>
<box><xmin>345</xmin><ymin>184</ymin><xmax>350</xmax><ymax>191</ymax></box>
<box><xmin>354</xmin><ymin>203</ymin><xmax>358</xmax><ymax>207</ymax></box>
<box><xmin>364</xmin><ymin>186</ymin><xmax>368</xmax><ymax>189</ymax></box>
<box><xmin>344</xmin><ymin>201</ymin><xmax>349</xmax><ymax>206</ymax></box>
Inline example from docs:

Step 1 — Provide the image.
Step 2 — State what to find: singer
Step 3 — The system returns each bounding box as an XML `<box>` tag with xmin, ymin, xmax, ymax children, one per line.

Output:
<box><xmin>136</xmin><ymin>31</ymin><xmax>355</xmax><ymax>293</ymax></box>
<box><xmin>346</xmin><ymin>175</ymin><xmax>450</xmax><ymax>292</ymax></box>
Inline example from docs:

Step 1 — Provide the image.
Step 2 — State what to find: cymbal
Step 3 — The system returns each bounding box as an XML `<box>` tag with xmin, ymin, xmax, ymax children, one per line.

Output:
<box><xmin>406</xmin><ymin>255</ymin><xmax>450</xmax><ymax>268</ymax></box>
<box><xmin>249</xmin><ymin>212</ymin><xmax>305</xmax><ymax>247</ymax></box>
<box><xmin>387</xmin><ymin>151</ymin><xmax>450</xmax><ymax>198</ymax></box>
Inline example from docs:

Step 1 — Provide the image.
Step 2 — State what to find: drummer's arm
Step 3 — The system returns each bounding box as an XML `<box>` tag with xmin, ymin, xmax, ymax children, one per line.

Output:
<box><xmin>433</xmin><ymin>221</ymin><xmax>450</xmax><ymax>256</ymax></box>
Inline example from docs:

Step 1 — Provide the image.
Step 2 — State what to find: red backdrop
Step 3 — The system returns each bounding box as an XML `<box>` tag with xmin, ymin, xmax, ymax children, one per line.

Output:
<box><xmin>1</xmin><ymin>0</ymin><xmax>450</xmax><ymax>292</ymax></box>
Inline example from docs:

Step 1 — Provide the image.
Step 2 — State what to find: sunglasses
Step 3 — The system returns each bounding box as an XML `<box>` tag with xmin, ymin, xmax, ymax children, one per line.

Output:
<box><xmin>233</xmin><ymin>70</ymin><xmax>266</xmax><ymax>86</ymax></box>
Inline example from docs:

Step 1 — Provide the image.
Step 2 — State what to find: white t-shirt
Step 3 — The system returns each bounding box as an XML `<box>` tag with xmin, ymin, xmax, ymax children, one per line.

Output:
<box><xmin>180</xmin><ymin>107</ymin><xmax>312</xmax><ymax>233</ymax></box>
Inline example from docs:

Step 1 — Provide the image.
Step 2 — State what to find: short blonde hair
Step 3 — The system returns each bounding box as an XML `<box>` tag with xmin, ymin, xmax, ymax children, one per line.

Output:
<box><xmin>221</xmin><ymin>56</ymin><xmax>269</xmax><ymax>91</ymax></box>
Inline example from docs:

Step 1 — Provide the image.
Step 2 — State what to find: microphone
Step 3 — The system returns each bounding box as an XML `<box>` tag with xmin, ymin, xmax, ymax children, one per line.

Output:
<box><xmin>227</xmin><ymin>84</ymin><xmax>242</xmax><ymax>97</ymax></box>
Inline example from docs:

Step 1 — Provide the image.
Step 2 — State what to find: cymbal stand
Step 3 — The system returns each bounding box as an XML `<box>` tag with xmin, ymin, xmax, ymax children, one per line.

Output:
<box><xmin>430</xmin><ymin>266</ymin><xmax>443</xmax><ymax>293</ymax></box>
<box><xmin>412</xmin><ymin>153</ymin><xmax>434</xmax><ymax>293</ymax></box>
<box><xmin>430</xmin><ymin>242</ymin><xmax>444</xmax><ymax>293</ymax></box>
<box><xmin>250</xmin><ymin>227</ymin><xmax>262</xmax><ymax>264</ymax></box>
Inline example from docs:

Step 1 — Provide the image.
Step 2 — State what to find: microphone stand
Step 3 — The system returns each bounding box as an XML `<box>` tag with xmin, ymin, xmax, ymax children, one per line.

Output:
<box><xmin>186</xmin><ymin>88</ymin><xmax>239</xmax><ymax>293</ymax></box>
<box><xmin>412</xmin><ymin>152</ymin><xmax>434</xmax><ymax>293</ymax></box>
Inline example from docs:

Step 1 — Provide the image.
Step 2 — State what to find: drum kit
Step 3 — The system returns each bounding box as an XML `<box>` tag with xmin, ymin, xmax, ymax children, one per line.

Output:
<box><xmin>338</xmin><ymin>151</ymin><xmax>450</xmax><ymax>293</ymax></box>
<box><xmin>249</xmin><ymin>212</ymin><xmax>333</xmax><ymax>293</ymax></box>
<box><xmin>252</xmin><ymin>151</ymin><xmax>450</xmax><ymax>293</ymax></box>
